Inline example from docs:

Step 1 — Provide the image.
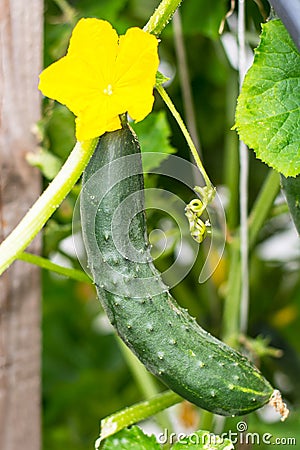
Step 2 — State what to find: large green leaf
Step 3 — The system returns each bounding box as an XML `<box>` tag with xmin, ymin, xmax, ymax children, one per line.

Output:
<box><xmin>102</xmin><ymin>426</ymin><xmax>234</xmax><ymax>450</ymax></box>
<box><xmin>102</xmin><ymin>426</ymin><xmax>160</xmax><ymax>450</ymax></box>
<box><xmin>235</xmin><ymin>19</ymin><xmax>300</xmax><ymax>177</ymax></box>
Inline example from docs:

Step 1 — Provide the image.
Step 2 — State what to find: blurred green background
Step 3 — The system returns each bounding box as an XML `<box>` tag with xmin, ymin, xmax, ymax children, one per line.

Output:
<box><xmin>41</xmin><ymin>0</ymin><xmax>300</xmax><ymax>448</ymax></box>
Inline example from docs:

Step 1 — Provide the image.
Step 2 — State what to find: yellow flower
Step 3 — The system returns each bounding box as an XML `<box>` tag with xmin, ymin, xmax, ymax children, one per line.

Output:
<box><xmin>39</xmin><ymin>18</ymin><xmax>159</xmax><ymax>141</ymax></box>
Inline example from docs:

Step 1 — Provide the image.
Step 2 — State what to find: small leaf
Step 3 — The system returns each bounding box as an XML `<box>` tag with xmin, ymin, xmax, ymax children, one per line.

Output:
<box><xmin>102</xmin><ymin>426</ymin><xmax>160</xmax><ymax>450</ymax></box>
<box><xmin>235</xmin><ymin>19</ymin><xmax>300</xmax><ymax>177</ymax></box>
<box><xmin>132</xmin><ymin>111</ymin><xmax>176</xmax><ymax>172</ymax></box>
<box><xmin>171</xmin><ymin>429</ymin><xmax>234</xmax><ymax>449</ymax></box>
<box><xmin>155</xmin><ymin>71</ymin><xmax>170</xmax><ymax>87</ymax></box>
<box><xmin>26</xmin><ymin>148</ymin><xmax>62</xmax><ymax>180</ymax></box>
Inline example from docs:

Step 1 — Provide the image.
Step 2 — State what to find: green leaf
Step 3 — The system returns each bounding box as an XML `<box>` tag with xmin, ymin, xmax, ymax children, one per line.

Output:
<box><xmin>26</xmin><ymin>148</ymin><xmax>62</xmax><ymax>180</ymax></box>
<box><xmin>235</xmin><ymin>19</ymin><xmax>300</xmax><ymax>177</ymax></box>
<box><xmin>102</xmin><ymin>426</ymin><xmax>160</xmax><ymax>450</ymax></box>
<box><xmin>281</xmin><ymin>174</ymin><xmax>300</xmax><ymax>234</ymax></box>
<box><xmin>155</xmin><ymin>71</ymin><xmax>170</xmax><ymax>87</ymax></box>
<box><xmin>101</xmin><ymin>426</ymin><xmax>235</xmax><ymax>450</ymax></box>
<box><xmin>132</xmin><ymin>111</ymin><xmax>176</xmax><ymax>172</ymax></box>
<box><xmin>171</xmin><ymin>430</ymin><xmax>234</xmax><ymax>449</ymax></box>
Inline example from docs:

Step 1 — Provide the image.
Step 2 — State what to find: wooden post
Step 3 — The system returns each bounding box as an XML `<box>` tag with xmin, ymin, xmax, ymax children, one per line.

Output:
<box><xmin>0</xmin><ymin>1</ymin><xmax>43</xmax><ymax>449</ymax></box>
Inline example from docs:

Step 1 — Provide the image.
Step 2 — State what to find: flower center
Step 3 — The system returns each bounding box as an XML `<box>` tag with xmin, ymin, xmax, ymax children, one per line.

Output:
<box><xmin>103</xmin><ymin>84</ymin><xmax>113</xmax><ymax>96</ymax></box>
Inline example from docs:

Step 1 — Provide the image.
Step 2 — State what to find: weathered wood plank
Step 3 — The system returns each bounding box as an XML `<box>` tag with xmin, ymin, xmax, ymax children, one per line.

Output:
<box><xmin>0</xmin><ymin>1</ymin><xmax>43</xmax><ymax>449</ymax></box>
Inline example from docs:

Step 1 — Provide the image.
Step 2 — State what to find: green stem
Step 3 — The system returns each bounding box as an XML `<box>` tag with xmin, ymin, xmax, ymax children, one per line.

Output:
<box><xmin>144</xmin><ymin>0</ymin><xmax>184</xmax><ymax>36</ymax></box>
<box><xmin>248</xmin><ymin>170</ymin><xmax>280</xmax><ymax>248</ymax></box>
<box><xmin>96</xmin><ymin>390</ymin><xmax>182</xmax><ymax>446</ymax></box>
<box><xmin>224</xmin><ymin>73</ymin><xmax>239</xmax><ymax>232</ymax></box>
<box><xmin>270</xmin><ymin>202</ymin><xmax>289</xmax><ymax>218</ymax></box>
<box><xmin>117</xmin><ymin>339</ymin><xmax>174</xmax><ymax>431</ymax></box>
<box><xmin>53</xmin><ymin>0</ymin><xmax>77</xmax><ymax>24</ymax></box>
<box><xmin>0</xmin><ymin>139</ymin><xmax>97</xmax><ymax>276</ymax></box>
<box><xmin>200</xmin><ymin>410</ymin><xmax>214</xmax><ymax>433</ymax></box>
<box><xmin>18</xmin><ymin>252</ymin><xmax>92</xmax><ymax>284</ymax></box>
<box><xmin>117</xmin><ymin>339</ymin><xmax>159</xmax><ymax>399</ymax></box>
<box><xmin>223</xmin><ymin>170</ymin><xmax>280</xmax><ymax>344</ymax></box>
<box><xmin>156</xmin><ymin>85</ymin><xmax>213</xmax><ymax>191</ymax></box>
<box><xmin>222</xmin><ymin>241</ymin><xmax>241</xmax><ymax>345</ymax></box>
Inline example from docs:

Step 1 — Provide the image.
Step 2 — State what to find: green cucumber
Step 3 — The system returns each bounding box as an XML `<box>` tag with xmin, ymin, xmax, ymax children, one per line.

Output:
<box><xmin>80</xmin><ymin>122</ymin><xmax>274</xmax><ymax>417</ymax></box>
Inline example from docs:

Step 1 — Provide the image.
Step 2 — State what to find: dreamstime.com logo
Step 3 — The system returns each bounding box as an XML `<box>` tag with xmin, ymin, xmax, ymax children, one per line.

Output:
<box><xmin>157</xmin><ymin>422</ymin><xmax>297</xmax><ymax>447</ymax></box>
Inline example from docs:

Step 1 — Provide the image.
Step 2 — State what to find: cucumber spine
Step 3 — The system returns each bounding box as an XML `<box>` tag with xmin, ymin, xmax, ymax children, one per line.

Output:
<box><xmin>80</xmin><ymin>123</ymin><xmax>274</xmax><ymax>416</ymax></box>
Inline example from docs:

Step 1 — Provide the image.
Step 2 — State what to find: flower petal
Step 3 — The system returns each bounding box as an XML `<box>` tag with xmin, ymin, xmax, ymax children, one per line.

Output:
<box><xmin>39</xmin><ymin>18</ymin><xmax>119</xmax><ymax>115</ymax></box>
<box><xmin>115</xmin><ymin>28</ymin><xmax>159</xmax><ymax>85</ymax></box>
<box><xmin>112</xmin><ymin>83</ymin><xmax>154</xmax><ymax>122</ymax></box>
<box><xmin>126</xmin><ymin>86</ymin><xmax>155</xmax><ymax>122</ymax></box>
<box><xmin>39</xmin><ymin>20</ymin><xmax>160</xmax><ymax>141</ymax></box>
<box><xmin>68</xmin><ymin>18</ymin><xmax>119</xmax><ymax>83</ymax></box>
<box><xmin>75</xmin><ymin>98</ymin><xmax>122</xmax><ymax>141</ymax></box>
<box><xmin>114</xmin><ymin>28</ymin><xmax>159</xmax><ymax>121</ymax></box>
<box><xmin>39</xmin><ymin>55</ymin><xmax>103</xmax><ymax>115</ymax></box>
